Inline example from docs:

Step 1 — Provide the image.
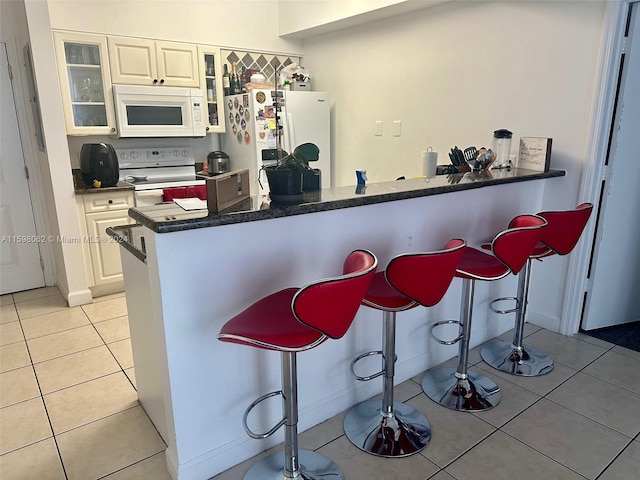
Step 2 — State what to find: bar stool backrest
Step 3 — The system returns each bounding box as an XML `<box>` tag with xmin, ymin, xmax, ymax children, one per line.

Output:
<box><xmin>293</xmin><ymin>249</ymin><xmax>377</xmax><ymax>339</ymax></box>
<box><xmin>493</xmin><ymin>214</ymin><xmax>548</xmax><ymax>275</ymax></box>
<box><xmin>384</xmin><ymin>238</ymin><xmax>466</xmax><ymax>307</ymax></box>
<box><xmin>537</xmin><ymin>203</ymin><xmax>593</xmax><ymax>255</ymax></box>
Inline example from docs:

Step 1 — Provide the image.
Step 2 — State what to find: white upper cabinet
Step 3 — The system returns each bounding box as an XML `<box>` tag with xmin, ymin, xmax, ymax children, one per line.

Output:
<box><xmin>108</xmin><ymin>36</ymin><xmax>199</xmax><ymax>87</ymax></box>
<box><xmin>53</xmin><ymin>31</ymin><xmax>117</xmax><ymax>135</ymax></box>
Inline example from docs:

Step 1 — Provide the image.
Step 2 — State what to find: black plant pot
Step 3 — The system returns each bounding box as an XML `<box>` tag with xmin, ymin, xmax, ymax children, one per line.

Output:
<box><xmin>265</xmin><ymin>168</ymin><xmax>304</xmax><ymax>196</ymax></box>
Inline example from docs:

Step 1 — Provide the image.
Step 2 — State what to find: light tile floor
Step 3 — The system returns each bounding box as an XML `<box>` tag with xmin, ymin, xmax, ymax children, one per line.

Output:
<box><xmin>1</xmin><ymin>287</ymin><xmax>639</xmax><ymax>479</ymax></box>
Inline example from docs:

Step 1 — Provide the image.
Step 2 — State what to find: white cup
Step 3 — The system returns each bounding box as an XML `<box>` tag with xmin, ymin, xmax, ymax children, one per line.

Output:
<box><xmin>421</xmin><ymin>148</ymin><xmax>438</xmax><ymax>178</ymax></box>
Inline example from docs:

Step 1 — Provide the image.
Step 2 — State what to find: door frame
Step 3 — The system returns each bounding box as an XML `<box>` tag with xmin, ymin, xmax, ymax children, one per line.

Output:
<box><xmin>562</xmin><ymin>0</ymin><xmax>634</xmax><ymax>335</ymax></box>
<box><xmin>1</xmin><ymin>34</ymin><xmax>55</xmax><ymax>288</ymax></box>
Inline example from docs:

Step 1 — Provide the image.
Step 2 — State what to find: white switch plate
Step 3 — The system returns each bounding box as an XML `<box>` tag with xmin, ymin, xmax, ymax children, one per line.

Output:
<box><xmin>375</xmin><ymin>121</ymin><xmax>383</xmax><ymax>136</ymax></box>
<box><xmin>393</xmin><ymin>120</ymin><xmax>401</xmax><ymax>137</ymax></box>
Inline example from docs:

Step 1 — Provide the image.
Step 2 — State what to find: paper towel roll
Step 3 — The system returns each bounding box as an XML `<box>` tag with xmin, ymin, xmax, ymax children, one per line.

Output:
<box><xmin>422</xmin><ymin>150</ymin><xmax>438</xmax><ymax>178</ymax></box>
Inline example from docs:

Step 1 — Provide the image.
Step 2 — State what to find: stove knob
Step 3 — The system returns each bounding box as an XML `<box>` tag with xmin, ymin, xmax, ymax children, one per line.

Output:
<box><xmin>182</xmin><ymin>150</ymin><xmax>188</xmax><ymax>157</ymax></box>
<box><xmin>131</xmin><ymin>151</ymin><xmax>138</xmax><ymax>159</ymax></box>
<box><xmin>173</xmin><ymin>149</ymin><xmax>179</xmax><ymax>157</ymax></box>
<box><xmin>120</xmin><ymin>152</ymin><xmax>128</xmax><ymax>160</ymax></box>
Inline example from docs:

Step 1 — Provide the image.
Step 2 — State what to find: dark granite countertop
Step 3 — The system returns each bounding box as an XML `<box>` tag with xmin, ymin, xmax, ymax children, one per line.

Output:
<box><xmin>106</xmin><ymin>224</ymin><xmax>147</xmax><ymax>263</ymax></box>
<box><xmin>129</xmin><ymin>168</ymin><xmax>565</xmax><ymax>234</ymax></box>
<box><xmin>72</xmin><ymin>169</ymin><xmax>134</xmax><ymax>194</ymax></box>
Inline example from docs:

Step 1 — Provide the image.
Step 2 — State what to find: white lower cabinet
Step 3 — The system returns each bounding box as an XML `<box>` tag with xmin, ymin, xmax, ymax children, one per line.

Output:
<box><xmin>77</xmin><ymin>191</ymin><xmax>135</xmax><ymax>296</ymax></box>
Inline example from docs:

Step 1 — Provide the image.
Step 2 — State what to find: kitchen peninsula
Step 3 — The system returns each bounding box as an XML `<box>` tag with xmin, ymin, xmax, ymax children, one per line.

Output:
<box><xmin>112</xmin><ymin>168</ymin><xmax>564</xmax><ymax>480</ymax></box>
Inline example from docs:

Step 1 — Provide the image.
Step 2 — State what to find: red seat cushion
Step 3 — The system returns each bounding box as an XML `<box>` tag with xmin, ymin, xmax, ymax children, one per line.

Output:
<box><xmin>218</xmin><ymin>249</ymin><xmax>378</xmax><ymax>350</ymax></box>
<box><xmin>362</xmin><ymin>272</ymin><xmax>416</xmax><ymax>311</ymax></box>
<box><xmin>456</xmin><ymin>247</ymin><xmax>510</xmax><ymax>280</ymax></box>
<box><xmin>457</xmin><ymin>214</ymin><xmax>546</xmax><ymax>280</ymax></box>
<box><xmin>218</xmin><ymin>288</ymin><xmax>326</xmax><ymax>351</ymax></box>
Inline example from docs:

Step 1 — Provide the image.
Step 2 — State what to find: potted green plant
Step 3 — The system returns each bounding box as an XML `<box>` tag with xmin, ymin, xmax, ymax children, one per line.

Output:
<box><xmin>264</xmin><ymin>143</ymin><xmax>320</xmax><ymax>201</ymax></box>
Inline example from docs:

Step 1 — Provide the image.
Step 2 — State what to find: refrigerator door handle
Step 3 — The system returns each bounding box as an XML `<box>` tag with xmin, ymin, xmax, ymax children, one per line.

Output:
<box><xmin>285</xmin><ymin>112</ymin><xmax>295</xmax><ymax>153</ymax></box>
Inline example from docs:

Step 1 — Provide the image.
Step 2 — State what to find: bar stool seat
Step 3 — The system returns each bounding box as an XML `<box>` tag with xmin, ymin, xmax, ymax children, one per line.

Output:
<box><xmin>344</xmin><ymin>239</ymin><xmax>466</xmax><ymax>457</ymax></box>
<box><xmin>218</xmin><ymin>250</ymin><xmax>377</xmax><ymax>480</ymax></box>
<box><xmin>481</xmin><ymin>203</ymin><xmax>593</xmax><ymax>376</ymax></box>
<box><xmin>422</xmin><ymin>215</ymin><xmax>548</xmax><ymax>412</ymax></box>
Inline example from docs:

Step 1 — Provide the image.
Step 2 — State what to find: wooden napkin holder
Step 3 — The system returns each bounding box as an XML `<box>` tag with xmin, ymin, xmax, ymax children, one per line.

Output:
<box><xmin>206</xmin><ymin>169</ymin><xmax>250</xmax><ymax>213</ymax></box>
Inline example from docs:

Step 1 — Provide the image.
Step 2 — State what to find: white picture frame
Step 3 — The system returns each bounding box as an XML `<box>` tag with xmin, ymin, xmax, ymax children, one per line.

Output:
<box><xmin>517</xmin><ymin>137</ymin><xmax>552</xmax><ymax>172</ymax></box>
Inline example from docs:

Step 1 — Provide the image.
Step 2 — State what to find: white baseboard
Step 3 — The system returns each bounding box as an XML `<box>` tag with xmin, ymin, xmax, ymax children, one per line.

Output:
<box><xmin>66</xmin><ymin>288</ymin><xmax>93</xmax><ymax>307</ymax></box>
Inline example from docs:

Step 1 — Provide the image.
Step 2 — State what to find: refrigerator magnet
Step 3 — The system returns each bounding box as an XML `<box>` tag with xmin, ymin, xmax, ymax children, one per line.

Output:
<box><xmin>235</xmin><ymin>112</ymin><xmax>240</xmax><ymax>124</ymax></box>
<box><xmin>228</xmin><ymin>99</ymin><xmax>233</xmax><ymax>110</ymax></box>
<box><xmin>234</xmin><ymin>98</ymin><xmax>239</xmax><ymax>110</ymax></box>
<box><xmin>243</xmin><ymin>94</ymin><xmax>249</xmax><ymax>107</ymax></box>
<box><xmin>244</xmin><ymin>131</ymin><xmax>250</xmax><ymax>144</ymax></box>
<box><xmin>237</xmin><ymin>132</ymin><xmax>242</xmax><ymax>143</ymax></box>
<box><xmin>241</xmin><ymin>119</ymin><xmax>246</xmax><ymax>130</ymax></box>
<box><xmin>239</xmin><ymin>105</ymin><xmax>244</xmax><ymax>116</ymax></box>
<box><xmin>255</xmin><ymin>91</ymin><xmax>266</xmax><ymax>104</ymax></box>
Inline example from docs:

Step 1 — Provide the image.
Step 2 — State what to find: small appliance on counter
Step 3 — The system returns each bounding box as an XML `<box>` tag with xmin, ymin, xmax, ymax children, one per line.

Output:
<box><xmin>206</xmin><ymin>151</ymin><xmax>230</xmax><ymax>175</ymax></box>
<box><xmin>80</xmin><ymin>143</ymin><xmax>119</xmax><ymax>188</ymax></box>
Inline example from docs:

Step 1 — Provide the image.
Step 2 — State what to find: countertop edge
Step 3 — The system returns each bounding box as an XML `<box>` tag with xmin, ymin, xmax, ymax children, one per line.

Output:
<box><xmin>130</xmin><ymin>169</ymin><xmax>565</xmax><ymax>233</ymax></box>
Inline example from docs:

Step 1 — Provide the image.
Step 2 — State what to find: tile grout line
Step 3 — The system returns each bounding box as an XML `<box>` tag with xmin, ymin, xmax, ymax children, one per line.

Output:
<box><xmin>13</xmin><ymin>305</ymin><xmax>70</xmax><ymax>480</ymax></box>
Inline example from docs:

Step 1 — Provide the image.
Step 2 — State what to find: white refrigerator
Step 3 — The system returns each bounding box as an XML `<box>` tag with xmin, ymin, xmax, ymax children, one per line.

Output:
<box><xmin>221</xmin><ymin>89</ymin><xmax>331</xmax><ymax>196</ymax></box>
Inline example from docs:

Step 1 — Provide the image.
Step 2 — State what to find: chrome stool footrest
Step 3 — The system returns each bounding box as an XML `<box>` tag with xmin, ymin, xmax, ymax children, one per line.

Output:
<box><xmin>489</xmin><ymin>296</ymin><xmax>520</xmax><ymax>314</ymax></box>
<box><xmin>350</xmin><ymin>350</ymin><xmax>397</xmax><ymax>381</ymax></box>
<box><xmin>343</xmin><ymin>400</ymin><xmax>431</xmax><ymax>457</ymax></box>
<box><xmin>421</xmin><ymin>367</ymin><xmax>502</xmax><ymax>412</ymax></box>
<box><xmin>429</xmin><ymin>320</ymin><xmax>464</xmax><ymax>345</ymax></box>
<box><xmin>480</xmin><ymin>340</ymin><xmax>553</xmax><ymax>376</ymax></box>
<box><xmin>242</xmin><ymin>390</ymin><xmax>286</xmax><ymax>439</ymax></box>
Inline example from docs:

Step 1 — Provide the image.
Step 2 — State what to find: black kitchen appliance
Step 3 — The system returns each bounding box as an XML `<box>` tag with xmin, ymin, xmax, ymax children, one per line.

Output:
<box><xmin>80</xmin><ymin>143</ymin><xmax>119</xmax><ymax>188</ymax></box>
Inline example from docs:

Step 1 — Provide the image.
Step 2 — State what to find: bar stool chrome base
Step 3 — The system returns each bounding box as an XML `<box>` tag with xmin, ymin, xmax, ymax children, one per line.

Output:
<box><xmin>244</xmin><ymin>450</ymin><xmax>344</xmax><ymax>480</ymax></box>
<box><xmin>421</xmin><ymin>367</ymin><xmax>501</xmax><ymax>412</ymax></box>
<box><xmin>343</xmin><ymin>400</ymin><xmax>431</xmax><ymax>457</ymax></box>
<box><xmin>480</xmin><ymin>340</ymin><xmax>553</xmax><ymax>376</ymax></box>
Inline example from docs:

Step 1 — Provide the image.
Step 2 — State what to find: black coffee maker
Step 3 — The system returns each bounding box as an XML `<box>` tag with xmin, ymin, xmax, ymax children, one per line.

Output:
<box><xmin>80</xmin><ymin>143</ymin><xmax>119</xmax><ymax>188</ymax></box>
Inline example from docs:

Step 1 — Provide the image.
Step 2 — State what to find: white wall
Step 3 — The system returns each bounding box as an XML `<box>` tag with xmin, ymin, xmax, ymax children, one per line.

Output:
<box><xmin>278</xmin><ymin>0</ymin><xmax>446</xmax><ymax>37</ymax></box>
<box><xmin>23</xmin><ymin>0</ymin><xmax>92</xmax><ymax>306</ymax></box>
<box><xmin>47</xmin><ymin>0</ymin><xmax>303</xmax><ymax>54</ymax></box>
<box><xmin>301</xmin><ymin>0</ymin><xmax>606</xmax><ymax>331</ymax></box>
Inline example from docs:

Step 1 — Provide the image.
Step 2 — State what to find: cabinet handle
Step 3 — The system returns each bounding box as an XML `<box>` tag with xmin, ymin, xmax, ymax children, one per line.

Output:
<box><xmin>153</xmin><ymin>79</ymin><xmax>158</xmax><ymax>84</ymax></box>
<box><xmin>111</xmin><ymin>127</ymin><xmax>116</xmax><ymax>133</ymax></box>
<box><xmin>160</xmin><ymin>79</ymin><xmax>165</xmax><ymax>84</ymax></box>
<box><xmin>206</xmin><ymin>126</ymin><xmax>210</xmax><ymax>131</ymax></box>
<box><xmin>108</xmin><ymin>200</ymin><xmax>113</xmax><ymax>204</ymax></box>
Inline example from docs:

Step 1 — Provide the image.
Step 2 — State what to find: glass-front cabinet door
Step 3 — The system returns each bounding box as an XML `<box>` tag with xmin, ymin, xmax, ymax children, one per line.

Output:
<box><xmin>198</xmin><ymin>46</ymin><xmax>225</xmax><ymax>133</ymax></box>
<box><xmin>53</xmin><ymin>32</ymin><xmax>117</xmax><ymax>135</ymax></box>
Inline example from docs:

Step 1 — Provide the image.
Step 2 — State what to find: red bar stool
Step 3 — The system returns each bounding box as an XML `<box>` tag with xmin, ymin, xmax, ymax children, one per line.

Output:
<box><xmin>481</xmin><ymin>203</ymin><xmax>593</xmax><ymax>376</ymax></box>
<box><xmin>217</xmin><ymin>249</ymin><xmax>377</xmax><ymax>480</ymax></box>
<box><xmin>343</xmin><ymin>239</ymin><xmax>466</xmax><ymax>457</ymax></box>
<box><xmin>422</xmin><ymin>214</ymin><xmax>547</xmax><ymax>412</ymax></box>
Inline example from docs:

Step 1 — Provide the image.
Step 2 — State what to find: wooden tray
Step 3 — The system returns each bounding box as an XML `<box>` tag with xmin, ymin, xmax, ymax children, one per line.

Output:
<box><xmin>206</xmin><ymin>169</ymin><xmax>250</xmax><ymax>213</ymax></box>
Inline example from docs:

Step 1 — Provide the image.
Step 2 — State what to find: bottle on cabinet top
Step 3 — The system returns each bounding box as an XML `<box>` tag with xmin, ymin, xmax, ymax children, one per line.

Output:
<box><xmin>230</xmin><ymin>62</ymin><xmax>241</xmax><ymax>95</ymax></box>
<box><xmin>222</xmin><ymin>64</ymin><xmax>230</xmax><ymax>96</ymax></box>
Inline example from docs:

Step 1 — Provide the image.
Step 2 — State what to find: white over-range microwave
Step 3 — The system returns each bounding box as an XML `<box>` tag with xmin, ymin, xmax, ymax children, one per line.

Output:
<box><xmin>113</xmin><ymin>84</ymin><xmax>206</xmax><ymax>138</ymax></box>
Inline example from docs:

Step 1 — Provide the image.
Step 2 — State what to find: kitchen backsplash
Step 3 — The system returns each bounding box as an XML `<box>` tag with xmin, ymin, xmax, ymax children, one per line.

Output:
<box><xmin>222</xmin><ymin>50</ymin><xmax>302</xmax><ymax>84</ymax></box>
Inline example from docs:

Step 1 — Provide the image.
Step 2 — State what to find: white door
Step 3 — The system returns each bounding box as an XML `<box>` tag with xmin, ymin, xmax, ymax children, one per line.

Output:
<box><xmin>582</xmin><ymin>3</ymin><xmax>640</xmax><ymax>330</ymax></box>
<box><xmin>0</xmin><ymin>43</ymin><xmax>45</xmax><ymax>294</ymax></box>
